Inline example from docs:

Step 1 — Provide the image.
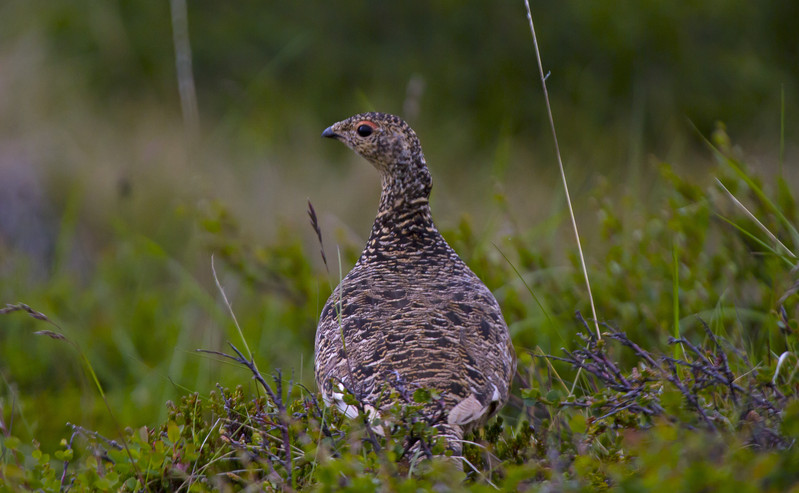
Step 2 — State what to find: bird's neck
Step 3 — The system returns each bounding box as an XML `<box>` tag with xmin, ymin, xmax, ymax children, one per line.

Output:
<box><xmin>360</xmin><ymin>169</ymin><xmax>442</xmax><ymax>260</ymax></box>
<box><xmin>377</xmin><ymin>171</ymin><xmax>431</xmax><ymax>213</ymax></box>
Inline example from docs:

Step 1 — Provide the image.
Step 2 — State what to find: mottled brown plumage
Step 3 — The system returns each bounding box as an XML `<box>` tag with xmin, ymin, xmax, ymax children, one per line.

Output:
<box><xmin>314</xmin><ymin>112</ymin><xmax>515</xmax><ymax>453</ymax></box>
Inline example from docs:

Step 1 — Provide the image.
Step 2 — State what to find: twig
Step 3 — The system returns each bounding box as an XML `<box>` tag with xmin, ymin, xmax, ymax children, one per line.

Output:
<box><xmin>197</xmin><ymin>345</ymin><xmax>294</xmax><ymax>487</ymax></box>
<box><xmin>60</xmin><ymin>426</ymin><xmax>79</xmax><ymax>490</ymax></box>
<box><xmin>662</xmin><ymin>358</ymin><xmax>716</xmax><ymax>430</ymax></box>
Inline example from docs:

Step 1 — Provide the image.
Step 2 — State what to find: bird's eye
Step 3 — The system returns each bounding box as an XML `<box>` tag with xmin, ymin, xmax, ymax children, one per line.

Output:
<box><xmin>357</xmin><ymin>124</ymin><xmax>374</xmax><ymax>137</ymax></box>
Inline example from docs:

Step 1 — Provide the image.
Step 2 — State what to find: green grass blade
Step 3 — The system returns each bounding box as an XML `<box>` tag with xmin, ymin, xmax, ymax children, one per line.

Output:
<box><xmin>715</xmin><ymin>214</ymin><xmax>796</xmax><ymax>268</ymax></box>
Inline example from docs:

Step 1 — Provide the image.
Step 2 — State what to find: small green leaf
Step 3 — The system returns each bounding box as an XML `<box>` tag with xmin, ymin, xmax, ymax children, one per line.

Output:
<box><xmin>660</xmin><ymin>389</ymin><xmax>684</xmax><ymax>415</ymax></box>
<box><xmin>521</xmin><ymin>388</ymin><xmax>540</xmax><ymax>400</ymax></box>
<box><xmin>167</xmin><ymin>421</ymin><xmax>182</xmax><ymax>444</ymax></box>
<box><xmin>781</xmin><ymin>400</ymin><xmax>799</xmax><ymax>439</ymax></box>
<box><xmin>569</xmin><ymin>413</ymin><xmax>588</xmax><ymax>434</ymax></box>
<box><xmin>55</xmin><ymin>449</ymin><xmax>74</xmax><ymax>461</ymax></box>
<box><xmin>413</xmin><ymin>388</ymin><xmax>432</xmax><ymax>403</ymax></box>
<box><xmin>545</xmin><ymin>389</ymin><xmax>562</xmax><ymax>403</ymax></box>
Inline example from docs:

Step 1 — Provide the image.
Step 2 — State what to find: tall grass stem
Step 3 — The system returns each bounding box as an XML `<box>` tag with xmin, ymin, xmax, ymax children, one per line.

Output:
<box><xmin>780</xmin><ymin>84</ymin><xmax>785</xmax><ymax>175</ymax></box>
<box><xmin>716</xmin><ymin>179</ymin><xmax>796</xmax><ymax>259</ymax></box>
<box><xmin>211</xmin><ymin>255</ymin><xmax>259</xmax><ymax>375</ymax></box>
<box><xmin>523</xmin><ymin>1</ymin><xmax>600</xmax><ymax>340</ymax></box>
<box><xmin>169</xmin><ymin>0</ymin><xmax>199</xmax><ymax>140</ymax></box>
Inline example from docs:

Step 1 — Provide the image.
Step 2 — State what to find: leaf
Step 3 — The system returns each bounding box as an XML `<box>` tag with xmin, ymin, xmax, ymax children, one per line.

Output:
<box><xmin>569</xmin><ymin>413</ymin><xmax>588</xmax><ymax>434</ymax></box>
<box><xmin>2</xmin><ymin>436</ymin><xmax>21</xmax><ymax>451</ymax></box>
<box><xmin>781</xmin><ymin>400</ymin><xmax>799</xmax><ymax>439</ymax></box>
<box><xmin>413</xmin><ymin>388</ymin><xmax>432</xmax><ymax>404</ymax></box>
<box><xmin>521</xmin><ymin>387</ymin><xmax>540</xmax><ymax>406</ymax></box>
<box><xmin>660</xmin><ymin>389</ymin><xmax>684</xmax><ymax>416</ymax></box>
<box><xmin>545</xmin><ymin>389</ymin><xmax>562</xmax><ymax>403</ymax></box>
<box><xmin>167</xmin><ymin>421</ymin><xmax>182</xmax><ymax>444</ymax></box>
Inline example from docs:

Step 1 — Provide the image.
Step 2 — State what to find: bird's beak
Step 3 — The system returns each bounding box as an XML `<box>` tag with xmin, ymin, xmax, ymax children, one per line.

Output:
<box><xmin>321</xmin><ymin>126</ymin><xmax>339</xmax><ymax>139</ymax></box>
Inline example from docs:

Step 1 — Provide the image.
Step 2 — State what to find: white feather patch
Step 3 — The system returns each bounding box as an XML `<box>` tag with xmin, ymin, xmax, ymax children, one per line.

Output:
<box><xmin>325</xmin><ymin>388</ymin><xmax>387</xmax><ymax>435</ymax></box>
<box><xmin>448</xmin><ymin>394</ymin><xmax>485</xmax><ymax>426</ymax></box>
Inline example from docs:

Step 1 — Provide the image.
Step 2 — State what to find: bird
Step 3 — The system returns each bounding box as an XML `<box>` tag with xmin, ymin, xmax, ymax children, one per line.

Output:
<box><xmin>314</xmin><ymin>112</ymin><xmax>516</xmax><ymax>457</ymax></box>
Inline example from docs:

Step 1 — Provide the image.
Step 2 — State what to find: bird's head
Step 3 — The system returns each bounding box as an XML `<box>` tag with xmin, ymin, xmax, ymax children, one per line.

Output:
<box><xmin>322</xmin><ymin>112</ymin><xmax>425</xmax><ymax>175</ymax></box>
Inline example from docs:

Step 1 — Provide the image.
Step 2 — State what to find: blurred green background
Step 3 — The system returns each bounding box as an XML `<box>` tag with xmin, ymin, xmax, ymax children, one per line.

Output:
<box><xmin>1</xmin><ymin>1</ymin><xmax>797</xmax><ymax>450</ymax></box>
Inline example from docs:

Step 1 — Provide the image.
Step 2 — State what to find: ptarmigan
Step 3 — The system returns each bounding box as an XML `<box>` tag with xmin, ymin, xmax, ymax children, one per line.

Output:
<box><xmin>314</xmin><ymin>112</ymin><xmax>515</xmax><ymax>455</ymax></box>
